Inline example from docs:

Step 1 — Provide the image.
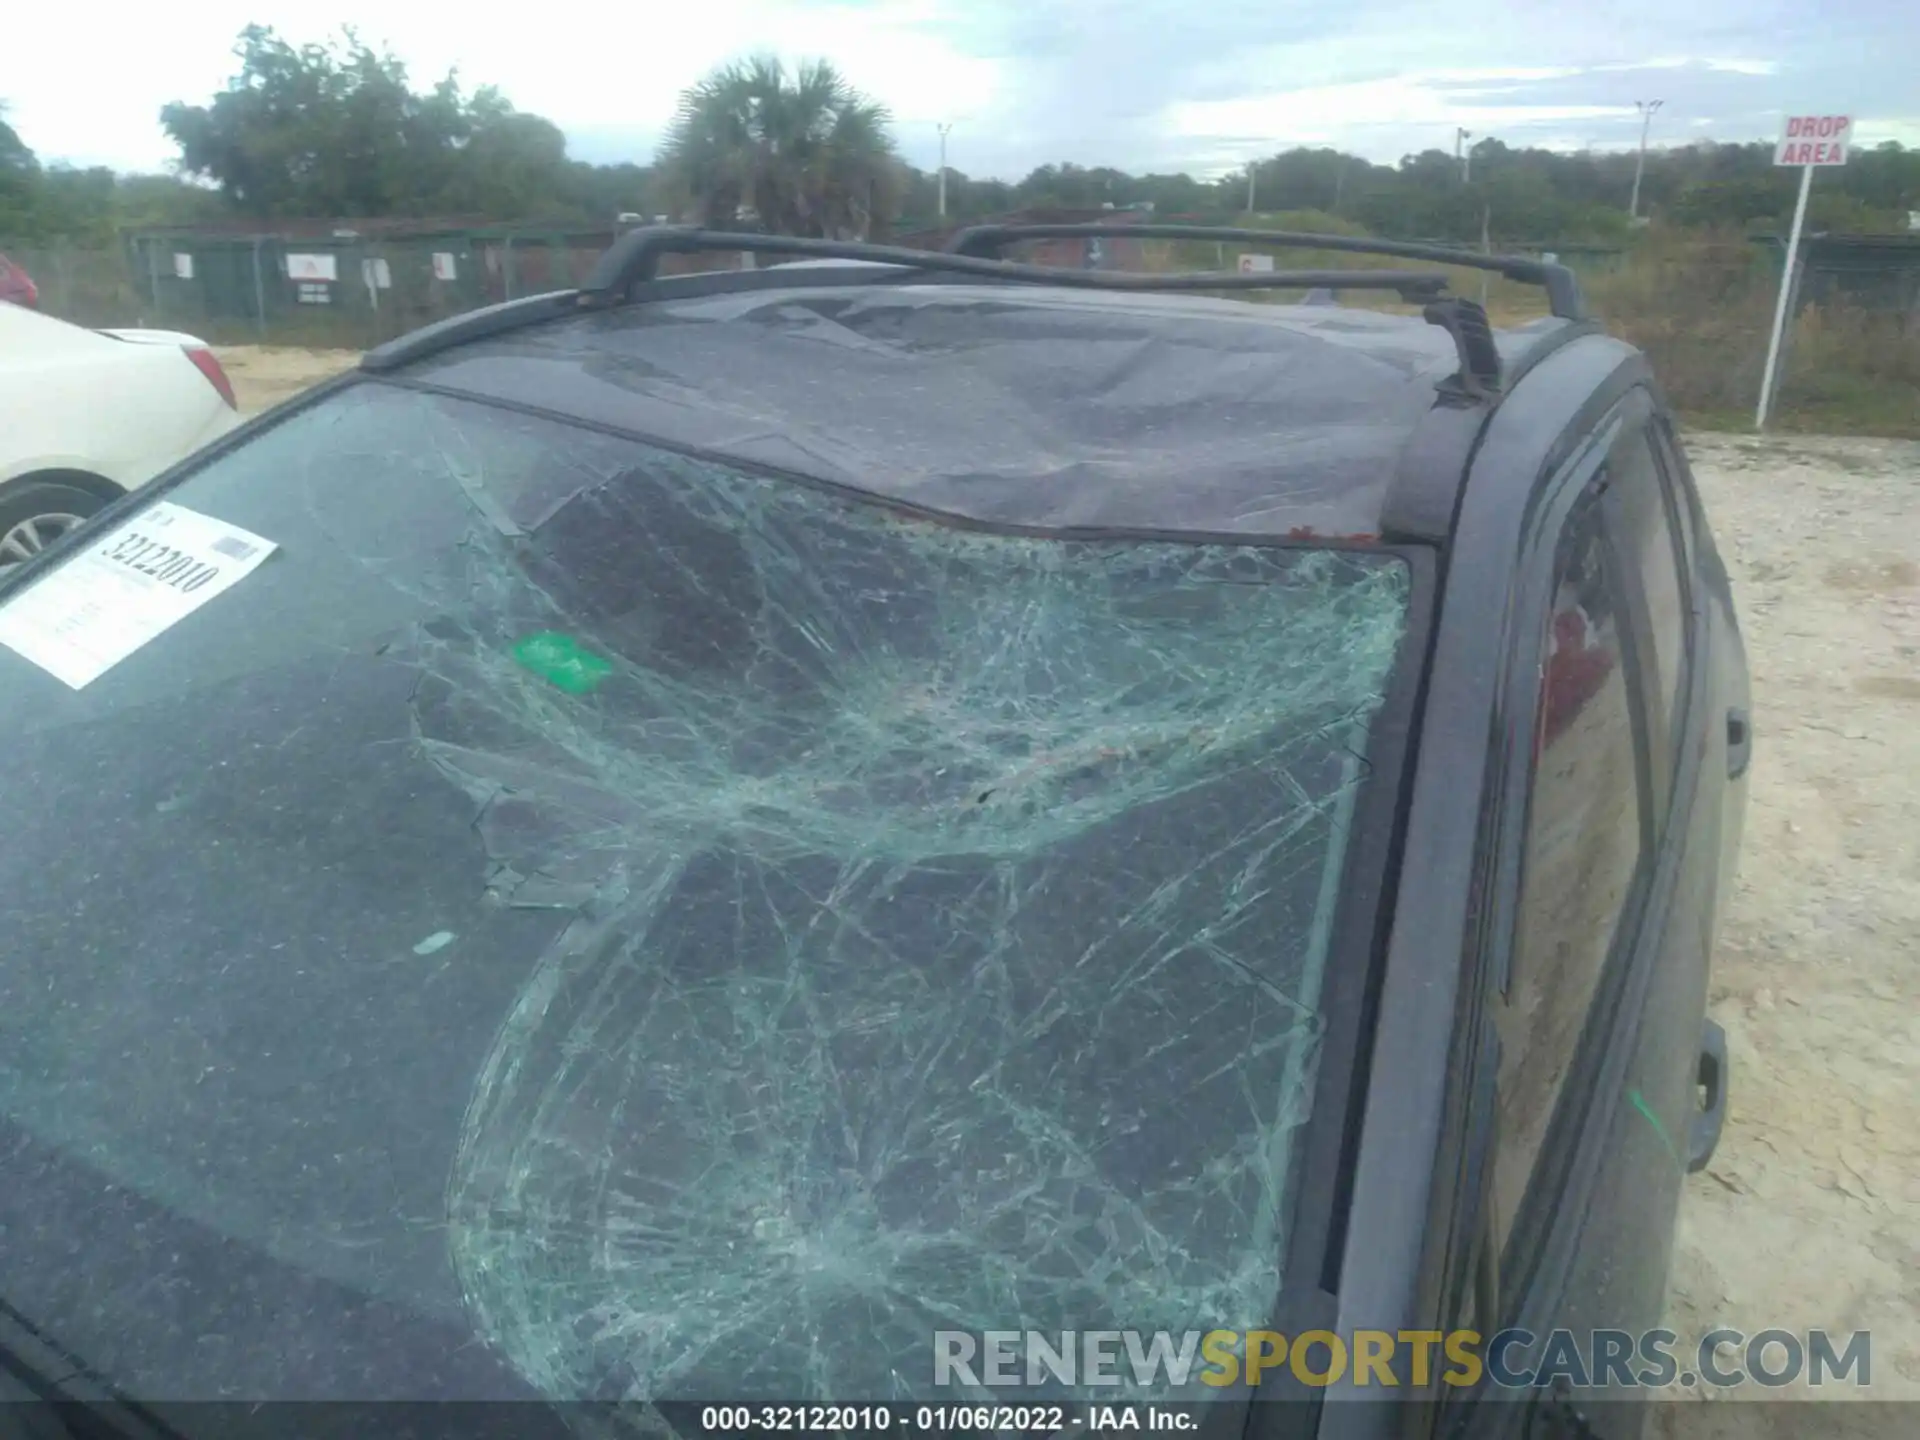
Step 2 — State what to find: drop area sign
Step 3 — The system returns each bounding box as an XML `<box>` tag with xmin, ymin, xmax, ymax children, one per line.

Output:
<box><xmin>1756</xmin><ymin>112</ymin><xmax>1853</xmax><ymax>430</ymax></box>
<box><xmin>1774</xmin><ymin>114</ymin><xmax>1852</xmax><ymax>167</ymax></box>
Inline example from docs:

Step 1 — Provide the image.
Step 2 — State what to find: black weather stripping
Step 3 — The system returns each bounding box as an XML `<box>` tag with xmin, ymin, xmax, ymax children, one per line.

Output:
<box><xmin>945</xmin><ymin>222</ymin><xmax>1590</xmax><ymax>321</ymax></box>
<box><xmin>574</xmin><ymin>226</ymin><xmax>1451</xmax><ymax>306</ymax></box>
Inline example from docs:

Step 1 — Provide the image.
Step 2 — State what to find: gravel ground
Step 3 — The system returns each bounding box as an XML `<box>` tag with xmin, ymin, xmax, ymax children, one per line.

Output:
<box><xmin>216</xmin><ymin>347</ymin><xmax>1918</xmax><ymax>1418</ymax></box>
<box><xmin>218</xmin><ymin>344</ymin><xmax>361</xmax><ymax>416</ymax></box>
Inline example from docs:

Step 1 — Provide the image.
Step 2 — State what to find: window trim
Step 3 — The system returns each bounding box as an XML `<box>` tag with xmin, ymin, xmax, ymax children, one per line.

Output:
<box><xmin>1598</xmin><ymin>397</ymin><xmax>1695</xmax><ymax>812</ymax></box>
<box><xmin>1649</xmin><ymin>417</ymin><xmax>1714</xmax><ymax>756</ymax></box>
<box><xmin>1650</xmin><ymin>415</ymin><xmax>1702</xmax><ymax>577</ymax></box>
<box><xmin>1486</xmin><ymin>417</ymin><xmax>1617</xmax><ymax>1004</ymax></box>
<box><xmin>1650</xmin><ymin>425</ymin><xmax>1698</xmax><ymax>629</ymax></box>
<box><xmin>1651</xmin><ymin>418</ymin><xmax>1727</xmax><ymax>794</ymax></box>
<box><xmin>1462</xmin><ymin>394</ymin><xmax>1679</xmax><ymax>1309</ymax></box>
<box><xmin>1603</xmin><ymin>475</ymin><xmax>1672</xmax><ymax>813</ymax></box>
<box><xmin>1283</xmin><ymin>546</ymin><xmax>1441</xmax><ymax>1299</ymax></box>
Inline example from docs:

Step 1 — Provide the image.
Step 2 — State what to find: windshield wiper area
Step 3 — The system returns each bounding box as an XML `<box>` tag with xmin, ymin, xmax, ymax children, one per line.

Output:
<box><xmin>0</xmin><ymin>1300</ymin><xmax>184</xmax><ymax>1440</ymax></box>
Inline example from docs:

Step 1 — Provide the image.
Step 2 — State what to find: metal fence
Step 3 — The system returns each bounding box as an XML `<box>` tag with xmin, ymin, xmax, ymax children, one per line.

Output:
<box><xmin>2</xmin><ymin>224</ymin><xmax>676</xmax><ymax>347</ymax></box>
<box><xmin>3</xmin><ymin>222</ymin><xmax>799</xmax><ymax>346</ymax></box>
<box><xmin>135</xmin><ymin>226</ymin><xmax>618</xmax><ymax>347</ymax></box>
<box><xmin>1751</xmin><ymin>233</ymin><xmax>1920</xmax><ymax>317</ymax></box>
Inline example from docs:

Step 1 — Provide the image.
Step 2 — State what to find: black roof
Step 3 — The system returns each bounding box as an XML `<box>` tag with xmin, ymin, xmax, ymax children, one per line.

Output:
<box><xmin>401</xmin><ymin>279</ymin><xmax>1573</xmax><ymax>540</ymax></box>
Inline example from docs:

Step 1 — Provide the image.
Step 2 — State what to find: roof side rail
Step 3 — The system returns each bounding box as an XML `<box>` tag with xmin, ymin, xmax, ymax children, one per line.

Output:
<box><xmin>361</xmin><ymin>292</ymin><xmax>578</xmax><ymax>372</ymax></box>
<box><xmin>574</xmin><ymin>226</ymin><xmax>1452</xmax><ymax>306</ymax></box>
<box><xmin>944</xmin><ymin>222</ymin><xmax>1589</xmax><ymax>321</ymax></box>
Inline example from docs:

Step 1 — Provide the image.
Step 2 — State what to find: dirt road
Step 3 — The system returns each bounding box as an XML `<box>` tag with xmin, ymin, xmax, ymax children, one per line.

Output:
<box><xmin>218</xmin><ymin>344</ymin><xmax>359</xmax><ymax>415</ymax></box>
<box><xmin>216</xmin><ymin>346</ymin><xmax>1917</xmax><ymax>1413</ymax></box>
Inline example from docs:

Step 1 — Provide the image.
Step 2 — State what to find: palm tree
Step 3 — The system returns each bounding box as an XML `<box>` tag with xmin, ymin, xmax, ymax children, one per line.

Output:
<box><xmin>656</xmin><ymin>57</ymin><xmax>904</xmax><ymax>240</ymax></box>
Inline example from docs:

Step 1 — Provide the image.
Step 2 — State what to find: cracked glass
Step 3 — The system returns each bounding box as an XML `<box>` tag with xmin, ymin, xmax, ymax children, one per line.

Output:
<box><xmin>0</xmin><ymin>382</ymin><xmax>1412</xmax><ymax>1410</ymax></box>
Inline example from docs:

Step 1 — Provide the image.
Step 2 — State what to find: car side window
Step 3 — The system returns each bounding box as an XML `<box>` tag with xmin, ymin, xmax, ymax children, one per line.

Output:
<box><xmin>1602</xmin><ymin>426</ymin><xmax>1691</xmax><ymax>744</ymax></box>
<box><xmin>1488</xmin><ymin>483</ymin><xmax>1648</xmax><ymax>1256</ymax></box>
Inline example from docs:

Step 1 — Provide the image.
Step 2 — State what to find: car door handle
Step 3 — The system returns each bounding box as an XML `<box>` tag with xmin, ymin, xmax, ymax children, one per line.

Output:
<box><xmin>1726</xmin><ymin>708</ymin><xmax>1752</xmax><ymax>780</ymax></box>
<box><xmin>1687</xmin><ymin>1019</ymin><xmax>1729</xmax><ymax>1174</ymax></box>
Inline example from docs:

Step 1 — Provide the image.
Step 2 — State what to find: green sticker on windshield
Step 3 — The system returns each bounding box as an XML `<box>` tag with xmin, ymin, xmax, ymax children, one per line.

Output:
<box><xmin>512</xmin><ymin>632</ymin><xmax>613</xmax><ymax>694</ymax></box>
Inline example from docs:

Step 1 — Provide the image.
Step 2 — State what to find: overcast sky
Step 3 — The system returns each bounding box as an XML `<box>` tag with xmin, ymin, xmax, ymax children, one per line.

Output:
<box><xmin>5</xmin><ymin>0</ymin><xmax>1915</xmax><ymax>180</ymax></box>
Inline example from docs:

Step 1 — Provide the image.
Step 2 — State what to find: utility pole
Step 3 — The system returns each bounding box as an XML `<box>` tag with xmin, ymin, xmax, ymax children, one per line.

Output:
<box><xmin>1456</xmin><ymin>128</ymin><xmax>1472</xmax><ymax>182</ymax></box>
<box><xmin>1247</xmin><ymin>160</ymin><xmax>1258</xmax><ymax>214</ymax></box>
<box><xmin>1629</xmin><ymin>99</ymin><xmax>1663</xmax><ymax>219</ymax></box>
<box><xmin>1479</xmin><ymin>202</ymin><xmax>1492</xmax><ymax>304</ymax></box>
<box><xmin>936</xmin><ymin>122</ymin><xmax>954</xmax><ymax>218</ymax></box>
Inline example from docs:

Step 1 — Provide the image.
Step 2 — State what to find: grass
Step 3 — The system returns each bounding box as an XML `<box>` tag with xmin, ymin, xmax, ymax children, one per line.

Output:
<box><xmin>1137</xmin><ymin>223</ymin><xmax>1920</xmax><ymax>440</ymax></box>
<box><xmin>1682</xmin><ymin>393</ymin><xmax>1920</xmax><ymax>441</ymax></box>
<box><xmin>1584</xmin><ymin>233</ymin><xmax>1920</xmax><ymax>440</ymax></box>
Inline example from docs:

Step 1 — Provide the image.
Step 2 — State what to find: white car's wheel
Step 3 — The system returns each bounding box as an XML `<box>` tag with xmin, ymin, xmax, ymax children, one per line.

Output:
<box><xmin>0</xmin><ymin>482</ymin><xmax>108</xmax><ymax>571</ymax></box>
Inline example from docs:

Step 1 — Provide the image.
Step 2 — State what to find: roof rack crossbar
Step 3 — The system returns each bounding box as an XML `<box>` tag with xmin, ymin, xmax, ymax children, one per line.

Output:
<box><xmin>944</xmin><ymin>222</ymin><xmax>1589</xmax><ymax>321</ymax></box>
<box><xmin>576</xmin><ymin>227</ymin><xmax>1451</xmax><ymax>305</ymax></box>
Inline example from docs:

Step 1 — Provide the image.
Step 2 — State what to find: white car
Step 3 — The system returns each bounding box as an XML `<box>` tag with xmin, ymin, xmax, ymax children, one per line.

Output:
<box><xmin>0</xmin><ymin>300</ymin><xmax>243</xmax><ymax>571</ymax></box>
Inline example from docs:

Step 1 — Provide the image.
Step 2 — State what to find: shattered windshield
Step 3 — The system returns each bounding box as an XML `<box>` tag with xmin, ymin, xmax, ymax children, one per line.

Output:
<box><xmin>0</xmin><ymin>382</ymin><xmax>1412</xmax><ymax>1407</ymax></box>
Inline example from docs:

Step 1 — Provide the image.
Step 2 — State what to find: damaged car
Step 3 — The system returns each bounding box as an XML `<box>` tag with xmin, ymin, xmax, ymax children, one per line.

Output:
<box><xmin>0</xmin><ymin>225</ymin><xmax>1749</xmax><ymax>1440</ymax></box>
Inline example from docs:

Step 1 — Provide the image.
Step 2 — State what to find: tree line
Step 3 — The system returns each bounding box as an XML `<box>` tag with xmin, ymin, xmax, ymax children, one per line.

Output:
<box><xmin>4</xmin><ymin>24</ymin><xmax>1918</xmax><ymax>249</ymax></box>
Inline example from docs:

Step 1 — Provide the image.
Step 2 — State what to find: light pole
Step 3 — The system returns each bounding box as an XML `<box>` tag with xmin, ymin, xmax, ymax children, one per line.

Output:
<box><xmin>936</xmin><ymin>122</ymin><xmax>954</xmax><ymax>218</ymax></box>
<box><xmin>1246</xmin><ymin>160</ymin><xmax>1258</xmax><ymax>214</ymax></box>
<box><xmin>1456</xmin><ymin>127</ymin><xmax>1472</xmax><ymax>182</ymax></box>
<box><xmin>1629</xmin><ymin>99</ymin><xmax>1663</xmax><ymax>219</ymax></box>
<box><xmin>1462</xmin><ymin>134</ymin><xmax>1488</xmax><ymax>184</ymax></box>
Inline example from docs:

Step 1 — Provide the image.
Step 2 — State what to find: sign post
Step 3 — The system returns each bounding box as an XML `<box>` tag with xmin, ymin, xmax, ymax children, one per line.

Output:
<box><xmin>1756</xmin><ymin>113</ymin><xmax>1852</xmax><ymax>430</ymax></box>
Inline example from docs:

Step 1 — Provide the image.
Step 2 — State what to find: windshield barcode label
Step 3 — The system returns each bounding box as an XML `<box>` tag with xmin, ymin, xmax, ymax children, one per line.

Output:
<box><xmin>0</xmin><ymin>501</ymin><xmax>278</xmax><ymax>688</ymax></box>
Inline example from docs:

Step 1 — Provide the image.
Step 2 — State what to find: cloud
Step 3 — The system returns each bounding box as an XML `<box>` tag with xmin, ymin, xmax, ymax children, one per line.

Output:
<box><xmin>1164</xmin><ymin>77</ymin><xmax>1630</xmax><ymax>162</ymax></box>
<box><xmin>2</xmin><ymin>0</ymin><xmax>1914</xmax><ymax>179</ymax></box>
<box><xmin>1858</xmin><ymin>116</ymin><xmax>1920</xmax><ymax>147</ymax></box>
